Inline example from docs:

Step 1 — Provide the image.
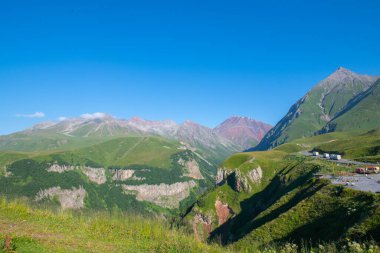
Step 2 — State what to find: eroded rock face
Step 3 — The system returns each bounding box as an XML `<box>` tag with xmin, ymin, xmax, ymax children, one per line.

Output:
<box><xmin>111</xmin><ymin>169</ymin><xmax>135</xmax><ymax>181</ymax></box>
<box><xmin>234</xmin><ymin>169</ymin><xmax>252</xmax><ymax>193</ymax></box>
<box><xmin>216</xmin><ymin>168</ymin><xmax>233</xmax><ymax>185</ymax></box>
<box><xmin>178</xmin><ymin>158</ymin><xmax>203</xmax><ymax>179</ymax></box>
<box><xmin>216</xmin><ymin>168</ymin><xmax>252</xmax><ymax>193</ymax></box>
<box><xmin>192</xmin><ymin>213</ymin><xmax>212</xmax><ymax>241</ymax></box>
<box><xmin>246</xmin><ymin>166</ymin><xmax>263</xmax><ymax>184</ymax></box>
<box><xmin>47</xmin><ymin>163</ymin><xmax>107</xmax><ymax>185</ymax></box>
<box><xmin>36</xmin><ymin>186</ymin><xmax>86</xmax><ymax>209</ymax></box>
<box><xmin>215</xmin><ymin>200</ymin><xmax>231</xmax><ymax>225</ymax></box>
<box><xmin>81</xmin><ymin>167</ymin><xmax>106</xmax><ymax>184</ymax></box>
<box><xmin>47</xmin><ymin>163</ymin><xmax>75</xmax><ymax>173</ymax></box>
<box><xmin>122</xmin><ymin>181</ymin><xmax>196</xmax><ymax>209</ymax></box>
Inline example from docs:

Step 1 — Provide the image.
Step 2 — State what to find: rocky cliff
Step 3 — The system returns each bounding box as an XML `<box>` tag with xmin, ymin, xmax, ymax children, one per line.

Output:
<box><xmin>123</xmin><ymin>181</ymin><xmax>197</xmax><ymax>209</ymax></box>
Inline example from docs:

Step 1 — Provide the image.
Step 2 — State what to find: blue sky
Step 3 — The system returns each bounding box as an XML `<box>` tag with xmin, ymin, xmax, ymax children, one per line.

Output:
<box><xmin>1</xmin><ymin>0</ymin><xmax>379</xmax><ymax>134</ymax></box>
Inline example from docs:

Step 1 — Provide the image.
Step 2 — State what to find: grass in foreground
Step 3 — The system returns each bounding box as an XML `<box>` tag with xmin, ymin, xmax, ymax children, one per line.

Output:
<box><xmin>0</xmin><ymin>198</ymin><xmax>224</xmax><ymax>253</ymax></box>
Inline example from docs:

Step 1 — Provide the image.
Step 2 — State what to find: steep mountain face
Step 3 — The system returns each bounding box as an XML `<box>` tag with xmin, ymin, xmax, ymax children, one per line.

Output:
<box><xmin>253</xmin><ymin>67</ymin><xmax>379</xmax><ymax>150</ymax></box>
<box><xmin>214</xmin><ymin>117</ymin><xmax>272</xmax><ymax>149</ymax></box>
<box><xmin>322</xmin><ymin>78</ymin><xmax>380</xmax><ymax>132</ymax></box>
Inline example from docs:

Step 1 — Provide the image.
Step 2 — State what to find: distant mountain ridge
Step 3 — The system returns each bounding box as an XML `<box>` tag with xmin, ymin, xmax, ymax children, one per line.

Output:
<box><xmin>253</xmin><ymin>67</ymin><xmax>380</xmax><ymax>151</ymax></box>
<box><xmin>0</xmin><ymin>114</ymin><xmax>272</xmax><ymax>163</ymax></box>
<box><xmin>214</xmin><ymin>116</ymin><xmax>272</xmax><ymax>149</ymax></box>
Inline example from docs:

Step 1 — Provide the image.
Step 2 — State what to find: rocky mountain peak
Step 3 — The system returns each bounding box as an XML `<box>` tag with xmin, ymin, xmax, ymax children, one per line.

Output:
<box><xmin>214</xmin><ymin>116</ymin><xmax>272</xmax><ymax>149</ymax></box>
<box><xmin>316</xmin><ymin>67</ymin><xmax>378</xmax><ymax>91</ymax></box>
<box><xmin>336</xmin><ymin>66</ymin><xmax>353</xmax><ymax>73</ymax></box>
<box><xmin>182</xmin><ymin>120</ymin><xmax>201</xmax><ymax>127</ymax></box>
<box><xmin>327</xmin><ymin>66</ymin><xmax>356</xmax><ymax>82</ymax></box>
<box><xmin>128</xmin><ymin>116</ymin><xmax>145</xmax><ymax>123</ymax></box>
<box><xmin>221</xmin><ymin>116</ymin><xmax>259</xmax><ymax>125</ymax></box>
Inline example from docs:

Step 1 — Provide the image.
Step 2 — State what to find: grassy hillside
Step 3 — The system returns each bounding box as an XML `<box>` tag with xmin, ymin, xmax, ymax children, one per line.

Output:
<box><xmin>186</xmin><ymin>150</ymin><xmax>380</xmax><ymax>252</ymax></box>
<box><xmin>1</xmin><ymin>137</ymin><xmax>379</xmax><ymax>252</ymax></box>
<box><xmin>0</xmin><ymin>118</ymin><xmax>240</xmax><ymax>165</ymax></box>
<box><xmin>232</xmin><ymin>184</ymin><xmax>380</xmax><ymax>252</ymax></box>
<box><xmin>50</xmin><ymin>136</ymin><xmax>181</xmax><ymax>169</ymax></box>
<box><xmin>0</xmin><ymin>198</ymin><xmax>224</xmax><ymax>253</ymax></box>
<box><xmin>0</xmin><ymin>152</ymin><xmax>30</xmax><ymax>171</ymax></box>
<box><xmin>0</xmin><ymin>136</ymin><xmax>179</xmax><ymax>170</ymax></box>
<box><xmin>1</xmin><ymin>197</ymin><xmax>377</xmax><ymax>253</ymax></box>
<box><xmin>187</xmin><ymin>150</ymin><xmax>287</xmax><ymax>224</ymax></box>
<box><xmin>0</xmin><ymin>132</ymin><xmax>119</xmax><ymax>152</ymax></box>
<box><xmin>324</xmin><ymin>79</ymin><xmax>380</xmax><ymax>133</ymax></box>
<box><xmin>0</xmin><ymin>136</ymin><xmax>217</xmax><ymax>215</ymax></box>
<box><xmin>314</xmin><ymin>130</ymin><xmax>380</xmax><ymax>163</ymax></box>
<box><xmin>254</xmin><ymin>68</ymin><xmax>378</xmax><ymax>151</ymax></box>
<box><xmin>274</xmin><ymin>128</ymin><xmax>380</xmax><ymax>163</ymax></box>
<box><xmin>0</xmin><ymin>158</ymin><xmax>169</xmax><ymax>215</ymax></box>
<box><xmin>254</xmin><ymin>86</ymin><xmax>362</xmax><ymax>150</ymax></box>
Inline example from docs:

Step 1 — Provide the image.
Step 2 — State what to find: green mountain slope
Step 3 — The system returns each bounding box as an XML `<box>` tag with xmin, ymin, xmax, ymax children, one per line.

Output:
<box><xmin>323</xmin><ymin>78</ymin><xmax>380</xmax><ymax>133</ymax></box>
<box><xmin>273</xmin><ymin>128</ymin><xmax>380</xmax><ymax>163</ymax></box>
<box><xmin>0</xmin><ymin>115</ymin><xmax>242</xmax><ymax>164</ymax></box>
<box><xmin>0</xmin><ymin>136</ymin><xmax>217</xmax><ymax>214</ymax></box>
<box><xmin>0</xmin><ymin>132</ymin><xmax>116</xmax><ymax>152</ymax></box>
<box><xmin>185</xmin><ymin>149</ymin><xmax>380</xmax><ymax>251</ymax></box>
<box><xmin>0</xmin><ymin>196</ymin><xmax>377</xmax><ymax>253</ymax></box>
<box><xmin>253</xmin><ymin>67</ymin><xmax>379</xmax><ymax>150</ymax></box>
<box><xmin>59</xmin><ymin>136</ymin><xmax>180</xmax><ymax>168</ymax></box>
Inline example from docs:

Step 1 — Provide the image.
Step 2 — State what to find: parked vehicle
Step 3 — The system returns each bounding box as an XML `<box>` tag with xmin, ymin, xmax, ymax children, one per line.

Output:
<box><xmin>367</xmin><ymin>166</ymin><xmax>380</xmax><ymax>173</ymax></box>
<box><xmin>356</xmin><ymin>167</ymin><xmax>379</xmax><ymax>174</ymax></box>
<box><xmin>356</xmin><ymin>168</ymin><xmax>366</xmax><ymax>174</ymax></box>
<box><xmin>330</xmin><ymin>154</ymin><xmax>342</xmax><ymax>160</ymax></box>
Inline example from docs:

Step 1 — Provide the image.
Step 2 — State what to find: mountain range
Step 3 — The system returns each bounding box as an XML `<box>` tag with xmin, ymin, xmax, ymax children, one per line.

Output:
<box><xmin>0</xmin><ymin>115</ymin><xmax>272</xmax><ymax>214</ymax></box>
<box><xmin>253</xmin><ymin>67</ymin><xmax>380</xmax><ymax>150</ymax></box>
<box><xmin>1</xmin><ymin>67</ymin><xmax>380</xmax><ymax>251</ymax></box>
<box><xmin>184</xmin><ymin>67</ymin><xmax>380</xmax><ymax>250</ymax></box>
<box><xmin>0</xmin><ymin>115</ymin><xmax>271</xmax><ymax>163</ymax></box>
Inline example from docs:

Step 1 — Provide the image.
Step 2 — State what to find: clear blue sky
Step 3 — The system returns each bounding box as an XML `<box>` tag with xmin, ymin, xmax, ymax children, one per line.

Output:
<box><xmin>1</xmin><ymin>0</ymin><xmax>379</xmax><ymax>134</ymax></box>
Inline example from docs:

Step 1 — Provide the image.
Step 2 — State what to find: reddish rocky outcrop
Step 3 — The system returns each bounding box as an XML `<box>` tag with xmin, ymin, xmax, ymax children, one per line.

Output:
<box><xmin>214</xmin><ymin>116</ymin><xmax>272</xmax><ymax>149</ymax></box>
<box><xmin>215</xmin><ymin>199</ymin><xmax>231</xmax><ymax>225</ymax></box>
<box><xmin>192</xmin><ymin>213</ymin><xmax>212</xmax><ymax>241</ymax></box>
